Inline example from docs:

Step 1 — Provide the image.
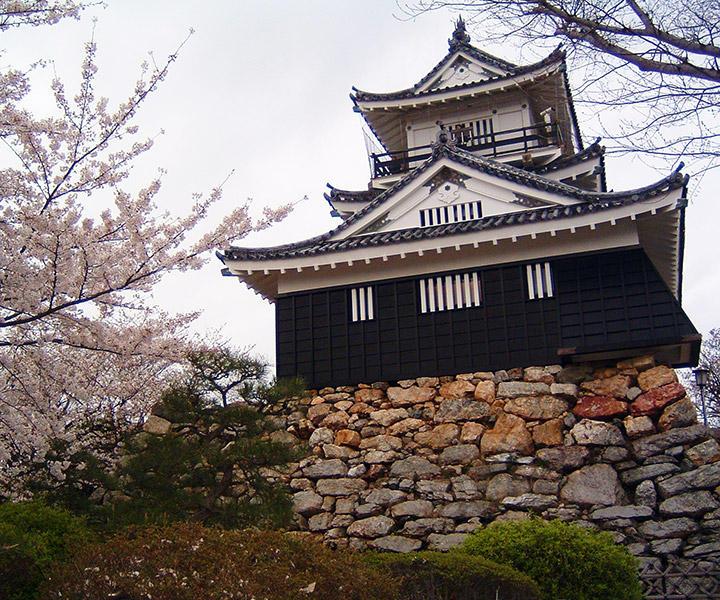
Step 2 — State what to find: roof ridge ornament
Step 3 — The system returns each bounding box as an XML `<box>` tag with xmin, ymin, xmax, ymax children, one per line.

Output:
<box><xmin>432</xmin><ymin>122</ymin><xmax>458</xmax><ymax>153</ymax></box>
<box><xmin>449</xmin><ymin>16</ymin><xmax>471</xmax><ymax>50</ymax></box>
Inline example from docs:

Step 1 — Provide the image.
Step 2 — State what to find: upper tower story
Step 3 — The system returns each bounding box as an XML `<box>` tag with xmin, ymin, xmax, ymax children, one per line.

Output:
<box><xmin>350</xmin><ymin>18</ymin><xmax>594</xmax><ymax>195</ymax></box>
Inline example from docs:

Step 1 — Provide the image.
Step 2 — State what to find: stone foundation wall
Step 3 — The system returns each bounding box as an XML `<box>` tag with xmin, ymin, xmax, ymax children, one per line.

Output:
<box><xmin>278</xmin><ymin>356</ymin><xmax>720</xmax><ymax>560</ymax></box>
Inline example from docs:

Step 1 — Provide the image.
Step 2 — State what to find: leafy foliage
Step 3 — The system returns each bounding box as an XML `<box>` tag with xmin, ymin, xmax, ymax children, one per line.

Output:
<box><xmin>363</xmin><ymin>550</ymin><xmax>541</xmax><ymax>600</ymax></box>
<box><xmin>102</xmin><ymin>349</ymin><xmax>306</xmax><ymax>529</ymax></box>
<box><xmin>0</xmin><ymin>500</ymin><xmax>92</xmax><ymax>600</ymax></box>
<box><xmin>461</xmin><ymin>518</ymin><xmax>642</xmax><ymax>600</ymax></box>
<box><xmin>40</xmin><ymin>522</ymin><xmax>398</xmax><ymax>600</ymax></box>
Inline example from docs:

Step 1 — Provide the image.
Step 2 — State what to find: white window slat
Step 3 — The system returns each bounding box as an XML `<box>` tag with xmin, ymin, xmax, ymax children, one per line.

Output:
<box><xmin>544</xmin><ymin>262</ymin><xmax>553</xmax><ymax>298</ymax></box>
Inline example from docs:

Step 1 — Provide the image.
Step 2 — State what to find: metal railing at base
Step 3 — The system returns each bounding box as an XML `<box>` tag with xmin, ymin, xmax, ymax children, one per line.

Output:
<box><xmin>639</xmin><ymin>555</ymin><xmax>720</xmax><ymax>600</ymax></box>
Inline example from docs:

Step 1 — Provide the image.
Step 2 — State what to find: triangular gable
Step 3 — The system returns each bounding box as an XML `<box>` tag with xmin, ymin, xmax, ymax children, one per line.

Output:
<box><xmin>333</xmin><ymin>152</ymin><xmax>580</xmax><ymax>240</ymax></box>
<box><xmin>417</xmin><ymin>53</ymin><xmax>510</xmax><ymax>93</ymax></box>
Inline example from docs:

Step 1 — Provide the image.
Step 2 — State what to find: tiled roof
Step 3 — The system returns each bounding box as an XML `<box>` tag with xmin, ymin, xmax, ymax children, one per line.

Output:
<box><xmin>533</xmin><ymin>139</ymin><xmax>604</xmax><ymax>174</ymax></box>
<box><xmin>351</xmin><ymin>48</ymin><xmax>564</xmax><ymax>104</ymax></box>
<box><xmin>324</xmin><ymin>184</ymin><xmax>383</xmax><ymax>204</ymax></box>
<box><xmin>221</xmin><ymin>144</ymin><xmax>687</xmax><ymax>263</ymax></box>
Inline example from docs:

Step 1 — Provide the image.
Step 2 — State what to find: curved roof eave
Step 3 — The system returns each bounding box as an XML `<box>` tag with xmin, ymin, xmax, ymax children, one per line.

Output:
<box><xmin>351</xmin><ymin>48</ymin><xmax>565</xmax><ymax>106</ymax></box>
<box><xmin>221</xmin><ymin>147</ymin><xmax>687</xmax><ymax>263</ymax></box>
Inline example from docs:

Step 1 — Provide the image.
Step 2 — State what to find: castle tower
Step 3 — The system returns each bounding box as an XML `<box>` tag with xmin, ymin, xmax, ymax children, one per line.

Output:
<box><xmin>219</xmin><ymin>19</ymin><xmax>699</xmax><ymax>388</ymax></box>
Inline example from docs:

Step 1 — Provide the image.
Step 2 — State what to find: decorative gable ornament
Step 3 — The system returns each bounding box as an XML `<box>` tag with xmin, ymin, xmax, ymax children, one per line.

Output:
<box><xmin>219</xmin><ymin>19</ymin><xmax>700</xmax><ymax>388</ymax></box>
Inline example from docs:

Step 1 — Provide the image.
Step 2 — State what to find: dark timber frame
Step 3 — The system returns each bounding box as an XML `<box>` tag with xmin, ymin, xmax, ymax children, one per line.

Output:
<box><xmin>276</xmin><ymin>248</ymin><xmax>698</xmax><ymax>388</ymax></box>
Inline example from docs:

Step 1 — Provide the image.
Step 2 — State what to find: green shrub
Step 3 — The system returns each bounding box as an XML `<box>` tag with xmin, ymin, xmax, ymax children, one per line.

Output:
<box><xmin>461</xmin><ymin>518</ymin><xmax>642</xmax><ymax>600</ymax></box>
<box><xmin>41</xmin><ymin>522</ymin><xmax>397</xmax><ymax>600</ymax></box>
<box><xmin>364</xmin><ymin>550</ymin><xmax>541</xmax><ymax>600</ymax></box>
<box><xmin>0</xmin><ymin>501</ymin><xmax>91</xmax><ymax>600</ymax></box>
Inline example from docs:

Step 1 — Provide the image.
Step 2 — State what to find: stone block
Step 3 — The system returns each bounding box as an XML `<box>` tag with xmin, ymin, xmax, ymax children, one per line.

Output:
<box><xmin>334</xmin><ymin>429</ymin><xmax>361</xmax><ymax>447</ymax></box>
<box><xmin>416</xmin><ymin>480</ymin><xmax>452</xmax><ymax>501</ymax></box>
<box><xmin>631</xmin><ymin>424</ymin><xmax>708</xmax><ymax>460</ymax></box>
<box><xmin>630</xmin><ymin>383</ymin><xmax>686</xmax><ymax>417</ymax></box>
<box><xmin>439</xmin><ymin>380</ymin><xmax>476</xmax><ymax>399</ymax></box>
<box><xmin>438</xmin><ymin>444</ymin><xmax>480</xmax><ymax>465</ymax></box>
<box><xmin>617</xmin><ymin>355</ymin><xmax>655</xmax><ymax>372</ymax></box>
<box><xmin>347</xmin><ymin>515</ymin><xmax>394</xmax><ymax>538</ymax></box>
<box><xmin>414</xmin><ymin>423</ymin><xmax>460</xmax><ymax>449</ymax></box>
<box><xmin>532</xmin><ymin>418</ymin><xmax>564</xmax><ymax>447</ymax></box>
<box><xmin>307</xmin><ymin>403</ymin><xmax>332</xmax><ymax>424</ymax></box>
<box><xmin>571</xmin><ymin>419</ymin><xmax>624</xmax><ymax>446</ymax></box>
<box><xmin>659</xmin><ymin>491</ymin><xmax>720</xmax><ymax>517</ymax></box>
<box><xmin>620</xmin><ymin>462</ymin><xmax>680</xmax><ymax>485</ymax></box>
<box><xmin>439</xmin><ymin>501</ymin><xmax>498</xmax><ymax>520</ymax></box>
<box><xmin>481</xmin><ymin>413</ymin><xmax>534</xmax><ymax>457</ymax></box>
<box><xmin>573</xmin><ymin>396</ymin><xmax>628</xmax><ymax>420</ymax></box>
<box><xmin>635</xmin><ymin>480</ymin><xmax>658</xmax><ymax>507</ymax></box>
<box><xmin>550</xmin><ymin>383</ymin><xmax>579</xmax><ymax>400</ymax></box>
<box><xmin>686</xmin><ymin>439</ymin><xmax>720</xmax><ymax>466</ymax></box>
<box><xmin>580</xmin><ymin>374</ymin><xmax>633</xmax><ymax>399</ymax></box>
<box><xmin>390</xmin><ymin>500</ymin><xmax>434</xmax><ymax>518</ymax></box>
<box><xmin>369</xmin><ymin>535</ymin><xmax>422</xmax><ymax>553</ymax></box>
<box><xmin>536</xmin><ymin>445</ymin><xmax>590</xmax><ymax>472</ymax></box>
<box><xmin>387</xmin><ymin>418</ymin><xmax>425</xmax><ymax>436</ymax></box>
<box><xmin>316</xmin><ymin>478</ymin><xmax>367</xmax><ymax>496</ymax></box>
<box><xmin>497</xmin><ymin>381</ymin><xmax>550</xmax><ymax>399</ymax></box>
<box><xmin>292</xmin><ymin>490</ymin><xmax>324</xmax><ymax>516</ymax></box>
<box><xmin>501</xmin><ymin>493</ymin><xmax>559</xmax><ymax>511</ymax></box>
<box><xmin>308</xmin><ymin>512</ymin><xmax>334</xmax><ymax>532</ymax></box>
<box><xmin>401</xmin><ymin>517</ymin><xmax>454</xmax><ymax>537</ymax></box>
<box><xmin>474</xmin><ymin>380</ymin><xmax>496</xmax><ymax>403</ymax></box>
<box><xmin>451</xmin><ymin>475</ymin><xmax>480</xmax><ymax>500</ymax></box>
<box><xmin>658</xmin><ymin>397</ymin><xmax>698</xmax><ymax>431</ymax></box>
<box><xmin>486</xmin><ymin>473</ymin><xmax>531</xmax><ymax>502</ymax></box>
<box><xmin>637</xmin><ymin>365</ymin><xmax>678</xmax><ymax>391</ymax></box>
<box><xmin>354</xmin><ymin>388</ymin><xmax>386</xmax><ymax>405</ymax></box>
<box><xmin>623</xmin><ymin>415</ymin><xmax>655</xmax><ymax>438</ymax></box>
<box><xmin>460</xmin><ymin>421</ymin><xmax>485</xmax><ymax>444</ymax></box>
<box><xmin>435</xmin><ymin>397</ymin><xmax>492</xmax><ymax>422</ymax></box>
<box><xmin>302</xmin><ymin>459</ymin><xmax>348</xmax><ymax>479</ymax></box>
<box><xmin>504</xmin><ymin>395</ymin><xmax>569</xmax><ymax>421</ymax></box>
<box><xmin>387</xmin><ymin>386</ymin><xmax>436</xmax><ymax>407</ymax></box>
<box><xmin>143</xmin><ymin>415</ymin><xmax>171</xmax><ymax>435</ymax></box>
<box><xmin>556</xmin><ymin>364</ymin><xmax>593</xmax><ymax>384</ymax></box>
<box><xmin>359</xmin><ymin>434</ymin><xmax>402</xmax><ymax>452</ymax></box>
<box><xmin>389</xmin><ymin>456</ymin><xmax>441</xmax><ymax>479</ymax></box>
<box><xmin>589</xmin><ymin>505</ymin><xmax>654</xmax><ymax>520</ymax></box>
<box><xmin>560</xmin><ymin>463</ymin><xmax>624</xmax><ymax>506</ymax></box>
<box><xmin>370</xmin><ymin>408</ymin><xmax>409</xmax><ymax>427</ymax></box>
<box><xmin>308</xmin><ymin>427</ymin><xmax>334</xmax><ymax>446</ymax></box>
<box><xmin>638</xmin><ymin>518</ymin><xmax>699</xmax><ymax>539</ymax></box>
<box><xmin>657</xmin><ymin>463</ymin><xmax>720</xmax><ymax>498</ymax></box>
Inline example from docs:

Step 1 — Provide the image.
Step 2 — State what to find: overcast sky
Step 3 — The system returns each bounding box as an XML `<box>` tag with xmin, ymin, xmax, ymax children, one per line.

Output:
<box><xmin>4</xmin><ymin>1</ymin><xmax>718</xmax><ymax>367</ymax></box>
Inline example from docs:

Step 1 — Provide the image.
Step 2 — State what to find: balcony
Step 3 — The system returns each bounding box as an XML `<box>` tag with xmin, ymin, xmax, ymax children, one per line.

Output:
<box><xmin>371</xmin><ymin>122</ymin><xmax>559</xmax><ymax>179</ymax></box>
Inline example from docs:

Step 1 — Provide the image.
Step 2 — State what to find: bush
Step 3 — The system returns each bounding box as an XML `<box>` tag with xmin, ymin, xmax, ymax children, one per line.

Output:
<box><xmin>461</xmin><ymin>518</ymin><xmax>643</xmax><ymax>600</ymax></box>
<box><xmin>364</xmin><ymin>550</ymin><xmax>541</xmax><ymax>600</ymax></box>
<box><xmin>0</xmin><ymin>501</ymin><xmax>91</xmax><ymax>600</ymax></box>
<box><xmin>41</xmin><ymin>522</ymin><xmax>397</xmax><ymax>600</ymax></box>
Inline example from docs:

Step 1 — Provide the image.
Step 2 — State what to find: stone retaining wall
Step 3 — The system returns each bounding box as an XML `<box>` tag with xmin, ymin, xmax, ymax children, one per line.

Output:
<box><xmin>277</xmin><ymin>355</ymin><xmax>720</xmax><ymax>560</ymax></box>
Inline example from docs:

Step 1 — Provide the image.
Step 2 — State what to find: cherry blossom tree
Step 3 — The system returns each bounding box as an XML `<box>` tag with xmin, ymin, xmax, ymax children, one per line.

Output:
<box><xmin>0</xmin><ymin>5</ymin><xmax>290</xmax><ymax>497</ymax></box>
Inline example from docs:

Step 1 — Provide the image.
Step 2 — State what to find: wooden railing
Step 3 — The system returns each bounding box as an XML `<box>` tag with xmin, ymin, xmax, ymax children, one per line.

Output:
<box><xmin>371</xmin><ymin>122</ymin><xmax>559</xmax><ymax>178</ymax></box>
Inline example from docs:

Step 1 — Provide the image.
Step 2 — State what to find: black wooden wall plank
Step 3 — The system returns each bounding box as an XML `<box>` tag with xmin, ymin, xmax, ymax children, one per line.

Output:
<box><xmin>275</xmin><ymin>248</ymin><xmax>697</xmax><ymax>388</ymax></box>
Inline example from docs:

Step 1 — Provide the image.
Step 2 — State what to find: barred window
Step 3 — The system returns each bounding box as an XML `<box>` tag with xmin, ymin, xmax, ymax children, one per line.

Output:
<box><xmin>419</xmin><ymin>200</ymin><xmax>482</xmax><ymax>227</ymax></box>
<box><xmin>526</xmin><ymin>262</ymin><xmax>554</xmax><ymax>299</ymax></box>
<box><xmin>419</xmin><ymin>272</ymin><xmax>482</xmax><ymax>313</ymax></box>
<box><xmin>349</xmin><ymin>286</ymin><xmax>375</xmax><ymax>322</ymax></box>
